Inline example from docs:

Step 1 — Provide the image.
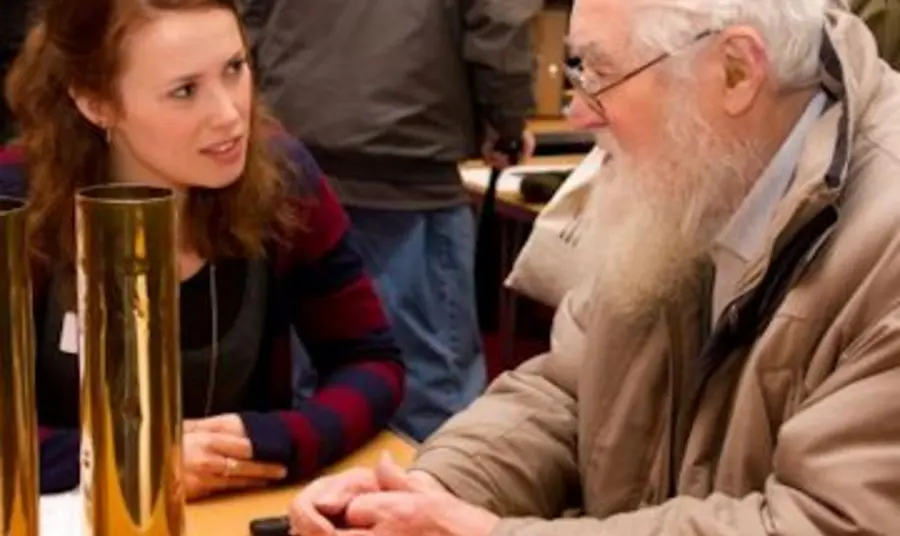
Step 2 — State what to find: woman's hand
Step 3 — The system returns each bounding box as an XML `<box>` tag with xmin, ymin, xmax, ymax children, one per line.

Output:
<box><xmin>182</xmin><ymin>415</ymin><xmax>286</xmax><ymax>501</ymax></box>
<box><xmin>184</xmin><ymin>413</ymin><xmax>246</xmax><ymax>437</ymax></box>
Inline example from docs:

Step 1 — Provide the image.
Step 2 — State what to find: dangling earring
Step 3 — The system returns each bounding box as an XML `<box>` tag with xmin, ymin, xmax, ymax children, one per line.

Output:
<box><xmin>97</xmin><ymin>122</ymin><xmax>111</xmax><ymax>145</ymax></box>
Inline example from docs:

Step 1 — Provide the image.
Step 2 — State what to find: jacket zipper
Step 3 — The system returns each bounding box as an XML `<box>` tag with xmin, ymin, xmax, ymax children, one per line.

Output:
<box><xmin>666</xmin><ymin>208</ymin><xmax>837</xmax><ymax>497</ymax></box>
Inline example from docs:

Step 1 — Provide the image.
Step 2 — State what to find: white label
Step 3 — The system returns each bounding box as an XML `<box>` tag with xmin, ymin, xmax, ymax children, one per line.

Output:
<box><xmin>59</xmin><ymin>312</ymin><xmax>78</xmax><ymax>355</ymax></box>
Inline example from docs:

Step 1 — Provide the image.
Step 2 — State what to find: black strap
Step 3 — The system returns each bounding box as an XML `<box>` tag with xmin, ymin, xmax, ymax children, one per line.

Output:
<box><xmin>474</xmin><ymin>138</ymin><xmax>521</xmax><ymax>329</ymax></box>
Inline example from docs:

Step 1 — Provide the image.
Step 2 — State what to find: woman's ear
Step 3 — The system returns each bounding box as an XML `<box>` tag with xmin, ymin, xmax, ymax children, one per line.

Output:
<box><xmin>68</xmin><ymin>87</ymin><xmax>114</xmax><ymax>129</ymax></box>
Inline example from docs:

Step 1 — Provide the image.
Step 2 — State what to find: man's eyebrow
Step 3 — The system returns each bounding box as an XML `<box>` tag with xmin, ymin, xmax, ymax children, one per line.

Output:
<box><xmin>567</xmin><ymin>37</ymin><xmax>615</xmax><ymax>67</ymax></box>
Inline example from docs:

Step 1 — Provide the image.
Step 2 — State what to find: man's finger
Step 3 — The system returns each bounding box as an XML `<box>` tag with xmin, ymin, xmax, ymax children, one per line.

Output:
<box><xmin>290</xmin><ymin>493</ymin><xmax>340</xmax><ymax>536</ymax></box>
<box><xmin>344</xmin><ymin>492</ymin><xmax>410</xmax><ymax>528</ymax></box>
<box><xmin>484</xmin><ymin>152</ymin><xmax>510</xmax><ymax>169</ymax></box>
<box><xmin>374</xmin><ymin>453</ymin><xmax>416</xmax><ymax>493</ymax></box>
<box><xmin>316</xmin><ymin>471</ymin><xmax>379</xmax><ymax>513</ymax></box>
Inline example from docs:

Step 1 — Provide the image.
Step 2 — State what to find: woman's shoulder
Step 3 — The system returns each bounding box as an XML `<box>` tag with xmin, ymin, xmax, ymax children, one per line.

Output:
<box><xmin>269</xmin><ymin>134</ymin><xmax>325</xmax><ymax>195</ymax></box>
<box><xmin>265</xmin><ymin>135</ymin><xmax>350</xmax><ymax>266</ymax></box>
<box><xmin>0</xmin><ymin>145</ymin><xmax>27</xmax><ymax>199</ymax></box>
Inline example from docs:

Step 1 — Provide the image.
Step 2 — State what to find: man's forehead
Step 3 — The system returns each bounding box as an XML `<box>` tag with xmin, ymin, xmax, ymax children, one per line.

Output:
<box><xmin>568</xmin><ymin>0</ymin><xmax>632</xmax><ymax>58</ymax></box>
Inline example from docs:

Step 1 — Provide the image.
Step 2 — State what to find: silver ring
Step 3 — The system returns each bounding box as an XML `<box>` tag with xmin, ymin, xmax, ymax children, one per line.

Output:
<box><xmin>223</xmin><ymin>457</ymin><xmax>238</xmax><ymax>478</ymax></box>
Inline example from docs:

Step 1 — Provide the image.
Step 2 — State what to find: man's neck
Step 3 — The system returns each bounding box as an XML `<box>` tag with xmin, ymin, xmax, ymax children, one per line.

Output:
<box><xmin>747</xmin><ymin>87</ymin><xmax>819</xmax><ymax>174</ymax></box>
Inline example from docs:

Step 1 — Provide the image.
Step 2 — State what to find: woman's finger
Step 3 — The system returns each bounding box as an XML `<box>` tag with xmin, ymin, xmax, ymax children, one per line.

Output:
<box><xmin>225</xmin><ymin>458</ymin><xmax>288</xmax><ymax>480</ymax></box>
<box><xmin>205</xmin><ymin>474</ymin><xmax>270</xmax><ymax>492</ymax></box>
<box><xmin>189</xmin><ymin>437</ymin><xmax>286</xmax><ymax>480</ymax></box>
<box><xmin>200</xmin><ymin>431</ymin><xmax>254</xmax><ymax>460</ymax></box>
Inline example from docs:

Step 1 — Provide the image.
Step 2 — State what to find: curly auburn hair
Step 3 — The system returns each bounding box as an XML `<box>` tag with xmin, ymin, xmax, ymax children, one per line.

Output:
<box><xmin>4</xmin><ymin>0</ymin><xmax>297</xmax><ymax>273</ymax></box>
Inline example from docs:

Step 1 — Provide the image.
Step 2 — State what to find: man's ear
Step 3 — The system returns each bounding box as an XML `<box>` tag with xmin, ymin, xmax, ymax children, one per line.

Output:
<box><xmin>717</xmin><ymin>25</ymin><xmax>769</xmax><ymax>116</ymax></box>
<box><xmin>68</xmin><ymin>87</ymin><xmax>114</xmax><ymax>129</ymax></box>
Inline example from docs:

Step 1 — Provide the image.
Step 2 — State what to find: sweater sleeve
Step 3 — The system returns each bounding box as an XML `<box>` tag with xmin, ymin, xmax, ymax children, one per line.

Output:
<box><xmin>240</xmin><ymin>140</ymin><xmax>405</xmax><ymax>479</ymax></box>
<box><xmin>39</xmin><ymin>428</ymin><xmax>81</xmax><ymax>493</ymax></box>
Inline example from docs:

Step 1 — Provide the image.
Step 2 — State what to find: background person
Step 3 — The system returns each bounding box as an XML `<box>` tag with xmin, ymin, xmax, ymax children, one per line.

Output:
<box><xmin>241</xmin><ymin>0</ymin><xmax>540</xmax><ymax>441</ymax></box>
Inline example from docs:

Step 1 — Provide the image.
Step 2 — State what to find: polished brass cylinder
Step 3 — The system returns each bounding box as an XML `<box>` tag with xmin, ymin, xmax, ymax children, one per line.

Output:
<box><xmin>0</xmin><ymin>197</ymin><xmax>38</xmax><ymax>536</ymax></box>
<box><xmin>76</xmin><ymin>184</ymin><xmax>183</xmax><ymax>536</ymax></box>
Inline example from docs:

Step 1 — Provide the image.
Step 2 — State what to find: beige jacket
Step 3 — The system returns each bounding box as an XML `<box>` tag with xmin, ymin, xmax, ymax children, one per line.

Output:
<box><xmin>413</xmin><ymin>11</ymin><xmax>900</xmax><ymax>536</ymax></box>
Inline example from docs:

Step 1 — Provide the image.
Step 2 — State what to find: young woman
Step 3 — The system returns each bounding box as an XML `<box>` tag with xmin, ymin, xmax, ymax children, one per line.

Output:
<box><xmin>0</xmin><ymin>0</ymin><xmax>404</xmax><ymax>500</ymax></box>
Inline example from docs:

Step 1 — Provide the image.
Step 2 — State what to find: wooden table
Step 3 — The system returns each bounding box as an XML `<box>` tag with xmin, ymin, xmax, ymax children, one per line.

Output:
<box><xmin>186</xmin><ymin>431</ymin><xmax>417</xmax><ymax>535</ymax></box>
<box><xmin>461</xmin><ymin>154</ymin><xmax>584</xmax><ymax>219</ymax></box>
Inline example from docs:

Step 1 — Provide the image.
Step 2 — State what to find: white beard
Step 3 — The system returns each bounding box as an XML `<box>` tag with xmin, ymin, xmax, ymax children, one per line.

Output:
<box><xmin>580</xmin><ymin>98</ymin><xmax>764</xmax><ymax>323</ymax></box>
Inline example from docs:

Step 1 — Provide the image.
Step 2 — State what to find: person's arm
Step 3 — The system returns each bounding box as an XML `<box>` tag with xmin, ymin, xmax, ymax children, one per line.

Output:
<box><xmin>484</xmin><ymin>303</ymin><xmax>900</xmax><ymax>536</ymax></box>
<box><xmin>411</xmin><ymin>279</ymin><xmax>591</xmax><ymax>519</ymax></box>
<box><xmin>462</xmin><ymin>0</ymin><xmax>542</xmax><ymax>142</ymax></box>
<box><xmin>238</xmin><ymin>141</ymin><xmax>405</xmax><ymax>480</ymax></box>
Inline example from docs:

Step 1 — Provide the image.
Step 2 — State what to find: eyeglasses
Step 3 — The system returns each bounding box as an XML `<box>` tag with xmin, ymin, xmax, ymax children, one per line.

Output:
<box><xmin>565</xmin><ymin>30</ymin><xmax>716</xmax><ymax>116</ymax></box>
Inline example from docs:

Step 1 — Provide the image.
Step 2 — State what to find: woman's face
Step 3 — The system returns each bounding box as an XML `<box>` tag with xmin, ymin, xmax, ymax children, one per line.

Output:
<box><xmin>106</xmin><ymin>7</ymin><xmax>252</xmax><ymax>191</ymax></box>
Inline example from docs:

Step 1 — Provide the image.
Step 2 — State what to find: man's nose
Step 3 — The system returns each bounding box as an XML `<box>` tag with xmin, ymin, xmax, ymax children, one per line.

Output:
<box><xmin>566</xmin><ymin>94</ymin><xmax>606</xmax><ymax>130</ymax></box>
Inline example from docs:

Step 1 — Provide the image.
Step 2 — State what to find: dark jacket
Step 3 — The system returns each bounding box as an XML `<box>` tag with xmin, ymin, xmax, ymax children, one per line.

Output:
<box><xmin>241</xmin><ymin>0</ymin><xmax>541</xmax><ymax>209</ymax></box>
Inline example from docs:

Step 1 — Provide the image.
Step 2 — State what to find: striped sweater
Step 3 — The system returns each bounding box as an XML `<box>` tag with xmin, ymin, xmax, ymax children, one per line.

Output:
<box><xmin>0</xmin><ymin>139</ymin><xmax>405</xmax><ymax>493</ymax></box>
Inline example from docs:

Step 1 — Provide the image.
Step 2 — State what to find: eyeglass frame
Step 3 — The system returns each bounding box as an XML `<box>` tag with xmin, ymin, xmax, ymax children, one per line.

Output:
<box><xmin>565</xmin><ymin>29</ymin><xmax>716</xmax><ymax>116</ymax></box>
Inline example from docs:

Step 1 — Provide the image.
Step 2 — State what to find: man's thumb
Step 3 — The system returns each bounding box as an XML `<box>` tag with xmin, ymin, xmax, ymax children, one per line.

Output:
<box><xmin>374</xmin><ymin>452</ymin><xmax>417</xmax><ymax>492</ymax></box>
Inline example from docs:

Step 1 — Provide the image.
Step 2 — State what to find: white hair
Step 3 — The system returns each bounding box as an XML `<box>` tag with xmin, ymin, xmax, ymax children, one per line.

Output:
<box><xmin>632</xmin><ymin>0</ymin><xmax>828</xmax><ymax>88</ymax></box>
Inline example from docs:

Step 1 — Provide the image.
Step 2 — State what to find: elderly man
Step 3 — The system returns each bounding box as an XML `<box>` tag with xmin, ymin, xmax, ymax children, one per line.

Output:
<box><xmin>287</xmin><ymin>0</ymin><xmax>900</xmax><ymax>534</ymax></box>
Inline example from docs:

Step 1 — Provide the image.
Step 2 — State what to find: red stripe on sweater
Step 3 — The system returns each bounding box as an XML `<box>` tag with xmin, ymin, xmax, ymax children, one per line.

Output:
<box><xmin>279</xmin><ymin>412</ymin><xmax>321</xmax><ymax>477</ymax></box>
<box><xmin>0</xmin><ymin>146</ymin><xmax>23</xmax><ymax>165</ymax></box>
<box><xmin>312</xmin><ymin>386</ymin><xmax>373</xmax><ymax>453</ymax></box>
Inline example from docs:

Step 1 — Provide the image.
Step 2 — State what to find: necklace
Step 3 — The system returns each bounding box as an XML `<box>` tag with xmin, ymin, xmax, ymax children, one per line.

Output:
<box><xmin>203</xmin><ymin>263</ymin><xmax>219</xmax><ymax>416</ymax></box>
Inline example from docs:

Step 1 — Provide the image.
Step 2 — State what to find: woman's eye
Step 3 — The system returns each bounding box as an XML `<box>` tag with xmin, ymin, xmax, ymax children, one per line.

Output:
<box><xmin>170</xmin><ymin>83</ymin><xmax>196</xmax><ymax>100</ymax></box>
<box><xmin>225</xmin><ymin>58</ymin><xmax>247</xmax><ymax>75</ymax></box>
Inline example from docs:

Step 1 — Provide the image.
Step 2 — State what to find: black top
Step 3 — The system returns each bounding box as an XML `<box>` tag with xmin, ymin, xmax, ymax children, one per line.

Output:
<box><xmin>38</xmin><ymin>258</ymin><xmax>269</xmax><ymax>424</ymax></box>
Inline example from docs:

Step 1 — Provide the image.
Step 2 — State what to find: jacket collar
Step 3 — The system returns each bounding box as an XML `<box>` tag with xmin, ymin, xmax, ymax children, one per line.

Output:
<box><xmin>730</xmin><ymin>9</ymin><xmax>882</xmax><ymax>300</ymax></box>
<box><xmin>696</xmin><ymin>9</ymin><xmax>888</xmax><ymax>381</ymax></box>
